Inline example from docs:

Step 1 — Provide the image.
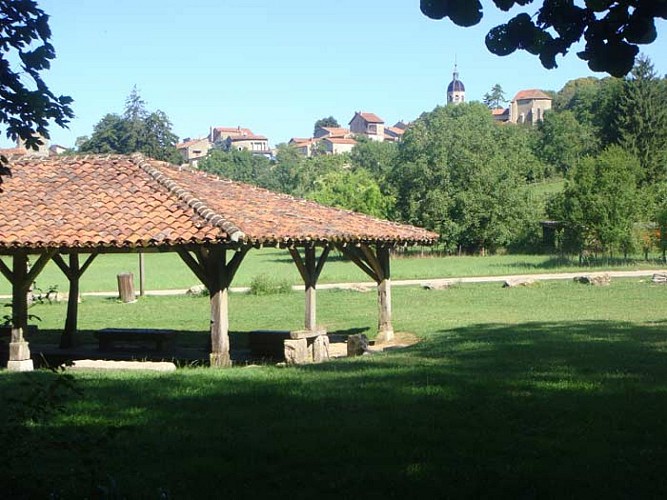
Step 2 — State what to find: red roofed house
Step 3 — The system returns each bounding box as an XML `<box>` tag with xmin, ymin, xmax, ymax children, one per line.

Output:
<box><xmin>349</xmin><ymin>112</ymin><xmax>385</xmax><ymax>142</ymax></box>
<box><xmin>322</xmin><ymin>137</ymin><xmax>357</xmax><ymax>155</ymax></box>
<box><xmin>224</xmin><ymin>133</ymin><xmax>271</xmax><ymax>157</ymax></box>
<box><xmin>176</xmin><ymin>137</ymin><xmax>212</xmax><ymax>167</ymax></box>
<box><xmin>509</xmin><ymin>89</ymin><xmax>552</xmax><ymax>125</ymax></box>
<box><xmin>209</xmin><ymin>126</ymin><xmax>254</xmax><ymax>144</ymax></box>
<box><xmin>314</xmin><ymin>127</ymin><xmax>352</xmax><ymax>139</ymax></box>
<box><xmin>384</xmin><ymin>126</ymin><xmax>406</xmax><ymax>142</ymax></box>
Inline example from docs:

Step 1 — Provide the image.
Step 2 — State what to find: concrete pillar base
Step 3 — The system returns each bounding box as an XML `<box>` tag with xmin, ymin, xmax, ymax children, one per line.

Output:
<box><xmin>7</xmin><ymin>359</ymin><xmax>34</xmax><ymax>372</ymax></box>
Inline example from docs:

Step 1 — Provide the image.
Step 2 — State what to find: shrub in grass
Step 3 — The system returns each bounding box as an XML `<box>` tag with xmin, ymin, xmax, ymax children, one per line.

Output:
<box><xmin>249</xmin><ymin>274</ymin><xmax>293</xmax><ymax>295</ymax></box>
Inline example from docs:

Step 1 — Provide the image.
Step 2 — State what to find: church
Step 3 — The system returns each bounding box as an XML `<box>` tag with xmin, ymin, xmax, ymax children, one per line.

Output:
<box><xmin>447</xmin><ymin>65</ymin><xmax>465</xmax><ymax>104</ymax></box>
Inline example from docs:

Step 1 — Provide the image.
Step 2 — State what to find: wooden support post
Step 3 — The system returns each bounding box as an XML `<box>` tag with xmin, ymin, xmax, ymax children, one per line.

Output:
<box><xmin>290</xmin><ymin>244</ymin><xmax>329</xmax><ymax>332</ymax></box>
<box><xmin>376</xmin><ymin>245</ymin><xmax>394</xmax><ymax>343</ymax></box>
<box><xmin>338</xmin><ymin>243</ymin><xmax>394</xmax><ymax>343</ymax></box>
<box><xmin>63</xmin><ymin>253</ymin><xmax>80</xmax><ymax>348</ymax></box>
<box><xmin>139</xmin><ymin>251</ymin><xmax>146</xmax><ymax>297</ymax></box>
<box><xmin>53</xmin><ymin>252</ymin><xmax>97</xmax><ymax>349</ymax></box>
<box><xmin>8</xmin><ymin>251</ymin><xmax>32</xmax><ymax>371</ymax></box>
<box><xmin>178</xmin><ymin>245</ymin><xmax>248</xmax><ymax>368</ymax></box>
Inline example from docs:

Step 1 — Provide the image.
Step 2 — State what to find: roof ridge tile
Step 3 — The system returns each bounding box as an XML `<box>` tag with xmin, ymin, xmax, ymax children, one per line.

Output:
<box><xmin>132</xmin><ymin>154</ymin><xmax>246</xmax><ymax>242</ymax></box>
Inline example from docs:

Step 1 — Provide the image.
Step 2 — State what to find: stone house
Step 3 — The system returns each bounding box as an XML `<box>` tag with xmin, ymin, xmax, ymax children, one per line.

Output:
<box><xmin>349</xmin><ymin>112</ymin><xmax>385</xmax><ymax>141</ymax></box>
<box><xmin>509</xmin><ymin>89</ymin><xmax>552</xmax><ymax>125</ymax></box>
<box><xmin>176</xmin><ymin>137</ymin><xmax>212</xmax><ymax>167</ymax></box>
<box><xmin>322</xmin><ymin>137</ymin><xmax>357</xmax><ymax>155</ymax></box>
<box><xmin>314</xmin><ymin>126</ymin><xmax>351</xmax><ymax>139</ymax></box>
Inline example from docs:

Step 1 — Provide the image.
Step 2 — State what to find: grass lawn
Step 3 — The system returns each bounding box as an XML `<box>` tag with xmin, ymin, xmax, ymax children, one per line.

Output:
<box><xmin>1</xmin><ymin>249</ymin><xmax>664</xmax><ymax>296</ymax></box>
<box><xmin>1</xmin><ymin>279</ymin><xmax>667</xmax><ymax>497</ymax></box>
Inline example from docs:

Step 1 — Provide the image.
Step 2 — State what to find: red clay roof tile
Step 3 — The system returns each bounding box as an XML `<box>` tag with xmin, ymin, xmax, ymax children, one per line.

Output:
<box><xmin>0</xmin><ymin>154</ymin><xmax>437</xmax><ymax>250</ymax></box>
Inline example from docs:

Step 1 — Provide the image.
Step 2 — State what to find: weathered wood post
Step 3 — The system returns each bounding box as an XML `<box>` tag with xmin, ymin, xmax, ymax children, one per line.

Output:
<box><xmin>53</xmin><ymin>252</ymin><xmax>97</xmax><ymax>348</ymax></box>
<box><xmin>117</xmin><ymin>272</ymin><xmax>136</xmax><ymax>303</ymax></box>
<box><xmin>63</xmin><ymin>253</ymin><xmax>80</xmax><ymax>347</ymax></box>
<box><xmin>8</xmin><ymin>251</ymin><xmax>32</xmax><ymax>371</ymax></box>
<box><xmin>304</xmin><ymin>245</ymin><xmax>317</xmax><ymax>331</ymax></box>
<box><xmin>289</xmin><ymin>244</ymin><xmax>329</xmax><ymax>333</ymax></box>
<box><xmin>178</xmin><ymin>245</ymin><xmax>248</xmax><ymax>368</ymax></box>
<box><xmin>208</xmin><ymin>246</ymin><xmax>231</xmax><ymax>368</ymax></box>
<box><xmin>376</xmin><ymin>245</ymin><xmax>394</xmax><ymax>343</ymax></box>
<box><xmin>1</xmin><ymin>250</ymin><xmax>55</xmax><ymax>370</ymax></box>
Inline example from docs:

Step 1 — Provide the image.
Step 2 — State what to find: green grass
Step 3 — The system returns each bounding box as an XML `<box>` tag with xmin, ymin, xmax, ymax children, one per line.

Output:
<box><xmin>1</xmin><ymin>279</ymin><xmax>667</xmax><ymax>497</ymax></box>
<box><xmin>2</xmin><ymin>249</ymin><xmax>664</xmax><ymax>296</ymax></box>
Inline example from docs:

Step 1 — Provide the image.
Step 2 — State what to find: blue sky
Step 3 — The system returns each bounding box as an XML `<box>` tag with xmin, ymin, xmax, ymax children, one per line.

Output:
<box><xmin>9</xmin><ymin>0</ymin><xmax>667</xmax><ymax>148</ymax></box>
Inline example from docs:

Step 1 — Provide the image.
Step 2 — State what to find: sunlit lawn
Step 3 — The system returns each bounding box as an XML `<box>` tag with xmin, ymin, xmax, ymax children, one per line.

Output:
<box><xmin>1</xmin><ymin>249</ymin><xmax>664</xmax><ymax>296</ymax></box>
<box><xmin>1</xmin><ymin>279</ymin><xmax>667</xmax><ymax>497</ymax></box>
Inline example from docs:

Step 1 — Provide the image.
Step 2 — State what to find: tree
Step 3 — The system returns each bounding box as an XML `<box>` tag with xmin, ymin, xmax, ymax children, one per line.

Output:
<box><xmin>313</xmin><ymin>116</ymin><xmax>340</xmax><ymax>135</ymax></box>
<box><xmin>349</xmin><ymin>138</ymin><xmax>399</xmax><ymax>192</ymax></box>
<box><xmin>78</xmin><ymin>88</ymin><xmax>180</xmax><ymax>163</ymax></box>
<box><xmin>482</xmin><ymin>84</ymin><xmax>507</xmax><ymax>109</ymax></box>
<box><xmin>308</xmin><ymin>169</ymin><xmax>394</xmax><ymax>219</ymax></box>
<box><xmin>536</xmin><ymin>110</ymin><xmax>597</xmax><ymax>176</ymax></box>
<box><xmin>198</xmin><ymin>149</ymin><xmax>278</xmax><ymax>192</ymax></box>
<box><xmin>0</xmin><ymin>0</ymin><xmax>73</xmax><ymax>187</ymax></box>
<box><xmin>548</xmin><ymin>146</ymin><xmax>641</xmax><ymax>258</ymax></box>
<box><xmin>419</xmin><ymin>0</ymin><xmax>665</xmax><ymax>76</ymax></box>
<box><xmin>616</xmin><ymin>55</ymin><xmax>667</xmax><ymax>185</ymax></box>
<box><xmin>392</xmin><ymin>103</ymin><xmax>534</xmax><ymax>253</ymax></box>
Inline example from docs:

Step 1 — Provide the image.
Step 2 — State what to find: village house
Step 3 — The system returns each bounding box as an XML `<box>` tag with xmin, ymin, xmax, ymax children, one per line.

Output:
<box><xmin>314</xmin><ymin>126</ymin><xmax>352</xmax><ymax>139</ymax></box>
<box><xmin>349</xmin><ymin>112</ymin><xmax>385</xmax><ymax>141</ymax></box>
<box><xmin>322</xmin><ymin>137</ymin><xmax>357</xmax><ymax>155</ymax></box>
<box><xmin>509</xmin><ymin>89</ymin><xmax>552</xmax><ymax>125</ymax></box>
<box><xmin>223</xmin><ymin>133</ymin><xmax>271</xmax><ymax>157</ymax></box>
<box><xmin>176</xmin><ymin>137</ymin><xmax>212</xmax><ymax>167</ymax></box>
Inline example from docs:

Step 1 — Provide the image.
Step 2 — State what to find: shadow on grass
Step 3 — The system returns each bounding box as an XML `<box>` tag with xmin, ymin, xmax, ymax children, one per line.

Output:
<box><xmin>2</xmin><ymin>320</ymin><xmax>667</xmax><ymax>498</ymax></box>
<box><xmin>499</xmin><ymin>255</ymin><xmax>665</xmax><ymax>271</ymax></box>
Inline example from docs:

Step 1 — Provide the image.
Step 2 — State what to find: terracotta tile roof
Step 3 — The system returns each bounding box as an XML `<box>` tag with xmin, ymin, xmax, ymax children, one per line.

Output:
<box><xmin>176</xmin><ymin>138</ymin><xmax>209</xmax><ymax>149</ymax></box>
<box><xmin>0</xmin><ymin>154</ymin><xmax>437</xmax><ymax>250</ymax></box>
<box><xmin>323</xmin><ymin>138</ymin><xmax>357</xmax><ymax>145</ymax></box>
<box><xmin>359</xmin><ymin>112</ymin><xmax>384</xmax><ymax>123</ymax></box>
<box><xmin>228</xmin><ymin>134</ymin><xmax>268</xmax><ymax>142</ymax></box>
<box><xmin>491</xmin><ymin>108</ymin><xmax>509</xmax><ymax>116</ymax></box>
<box><xmin>289</xmin><ymin>137</ymin><xmax>313</xmax><ymax>144</ymax></box>
<box><xmin>213</xmin><ymin>127</ymin><xmax>254</xmax><ymax>135</ymax></box>
<box><xmin>512</xmin><ymin>89</ymin><xmax>552</xmax><ymax>101</ymax></box>
<box><xmin>0</xmin><ymin>147</ymin><xmax>28</xmax><ymax>156</ymax></box>
<box><xmin>319</xmin><ymin>127</ymin><xmax>350</xmax><ymax>137</ymax></box>
<box><xmin>385</xmin><ymin>126</ymin><xmax>405</xmax><ymax>136</ymax></box>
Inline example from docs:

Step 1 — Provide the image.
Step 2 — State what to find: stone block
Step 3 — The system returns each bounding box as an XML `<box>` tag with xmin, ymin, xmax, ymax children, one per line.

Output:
<box><xmin>7</xmin><ymin>359</ymin><xmax>34</xmax><ymax>372</ymax></box>
<box><xmin>9</xmin><ymin>341</ymin><xmax>31</xmax><ymax>361</ymax></box>
<box><xmin>284</xmin><ymin>338</ymin><xmax>309</xmax><ymax>365</ymax></box>
<box><xmin>347</xmin><ymin>334</ymin><xmax>369</xmax><ymax>357</ymax></box>
<box><xmin>574</xmin><ymin>274</ymin><xmax>611</xmax><ymax>286</ymax></box>
<box><xmin>503</xmin><ymin>278</ymin><xmax>537</xmax><ymax>288</ymax></box>
<box><xmin>310</xmin><ymin>335</ymin><xmax>330</xmax><ymax>363</ymax></box>
<box><xmin>652</xmin><ymin>273</ymin><xmax>667</xmax><ymax>284</ymax></box>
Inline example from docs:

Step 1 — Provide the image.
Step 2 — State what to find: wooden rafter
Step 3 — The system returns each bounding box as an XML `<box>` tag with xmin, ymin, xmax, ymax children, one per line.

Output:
<box><xmin>0</xmin><ymin>258</ymin><xmax>13</xmax><ymax>282</ymax></box>
<box><xmin>335</xmin><ymin>244</ymin><xmax>378</xmax><ymax>282</ymax></box>
<box><xmin>176</xmin><ymin>247</ymin><xmax>210</xmax><ymax>289</ymax></box>
<box><xmin>24</xmin><ymin>249</ymin><xmax>57</xmax><ymax>290</ymax></box>
<box><xmin>289</xmin><ymin>244</ymin><xmax>330</xmax><ymax>287</ymax></box>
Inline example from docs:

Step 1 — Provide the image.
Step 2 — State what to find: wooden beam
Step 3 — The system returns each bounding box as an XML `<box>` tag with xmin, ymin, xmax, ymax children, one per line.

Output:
<box><xmin>224</xmin><ymin>247</ymin><xmax>249</xmax><ymax>287</ymax></box>
<box><xmin>176</xmin><ymin>247</ymin><xmax>210</xmax><ymax>289</ymax></box>
<box><xmin>0</xmin><ymin>258</ymin><xmax>13</xmax><ymax>282</ymax></box>
<box><xmin>313</xmin><ymin>246</ymin><xmax>330</xmax><ymax>283</ymax></box>
<box><xmin>359</xmin><ymin>244</ymin><xmax>384</xmax><ymax>281</ymax></box>
<box><xmin>289</xmin><ymin>247</ymin><xmax>309</xmax><ymax>284</ymax></box>
<box><xmin>24</xmin><ymin>249</ymin><xmax>57</xmax><ymax>290</ymax></box>
<box><xmin>336</xmin><ymin>244</ymin><xmax>378</xmax><ymax>282</ymax></box>
<box><xmin>52</xmin><ymin>254</ymin><xmax>74</xmax><ymax>280</ymax></box>
<box><xmin>79</xmin><ymin>253</ymin><xmax>98</xmax><ymax>276</ymax></box>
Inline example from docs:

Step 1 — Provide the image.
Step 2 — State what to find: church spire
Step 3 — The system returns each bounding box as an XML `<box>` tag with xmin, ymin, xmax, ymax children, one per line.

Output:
<box><xmin>447</xmin><ymin>62</ymin><xmax>465</xmax><ymax>104</ymax></box>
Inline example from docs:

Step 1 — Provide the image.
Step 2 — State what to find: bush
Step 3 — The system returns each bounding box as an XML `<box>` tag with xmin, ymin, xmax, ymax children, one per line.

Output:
<box><xmin>248</xmin><ymin>274</ymin><xmax>293</xmax><ymax>296</ymax></box>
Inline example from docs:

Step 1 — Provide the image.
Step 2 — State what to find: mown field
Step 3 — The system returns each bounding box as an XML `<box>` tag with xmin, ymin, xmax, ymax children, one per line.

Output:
<box><xmin>1</xmin><ymin>248</ymin><xmax>664</xmax><ymax>296</ymax></box>
<box><xmin>1</xmin><ymin>278</ymin><xmax>667</xmax><ymax>498</ymax></box>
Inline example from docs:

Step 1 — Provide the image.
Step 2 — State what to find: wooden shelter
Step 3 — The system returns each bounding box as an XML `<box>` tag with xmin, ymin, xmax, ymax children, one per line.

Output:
<box><xmin>0</xmin><ymin>154</ymin><xmax>437</xmax><ymax>370</ymax></box>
